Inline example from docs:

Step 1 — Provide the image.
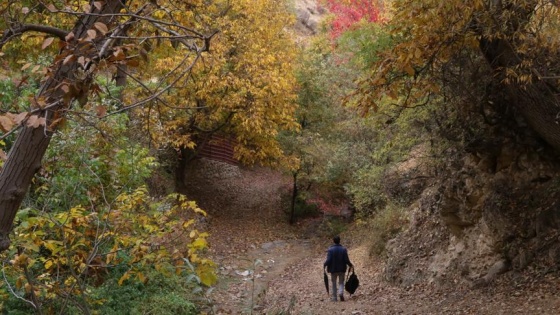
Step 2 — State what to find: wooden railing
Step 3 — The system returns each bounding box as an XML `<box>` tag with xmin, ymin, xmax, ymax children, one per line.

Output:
<box><xmin>196</xmin><ymin>135</ymin><xmax>238</xmax><ymax>165</ymax></box>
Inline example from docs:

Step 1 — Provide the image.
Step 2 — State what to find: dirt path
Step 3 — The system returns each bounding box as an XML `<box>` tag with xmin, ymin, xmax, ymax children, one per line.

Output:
<box><xmin>208</xmin><ymin>238</ymin><xmax>315</xmax><ymax>314</ymax></box>
<box><xmin>211</xmin><ymin>238</ymin><xmax>560</xmax><ymax>315</ymax></box>
<box><xmin>183</xmin><ymin>161</ymin><xmax>560</xmax><ymax>315</ymax></box>
<box><xmin>260</xmin><ymin>242</ymin><xmax>560</xmax><ymax>315</ymax></box>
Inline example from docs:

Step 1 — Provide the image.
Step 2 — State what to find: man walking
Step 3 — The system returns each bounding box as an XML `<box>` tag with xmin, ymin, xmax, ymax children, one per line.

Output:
<box><xmin>324</xmin><ymin>235</ymin><xmax>353</xmax><ymax>302</ymax></box>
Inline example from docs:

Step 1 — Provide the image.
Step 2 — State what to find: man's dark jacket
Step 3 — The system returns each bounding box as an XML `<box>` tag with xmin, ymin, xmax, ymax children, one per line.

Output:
<box><xmin>324</xmin><ymin>244</ymin><xmax>352</xmax><ymax>273</ymax></box>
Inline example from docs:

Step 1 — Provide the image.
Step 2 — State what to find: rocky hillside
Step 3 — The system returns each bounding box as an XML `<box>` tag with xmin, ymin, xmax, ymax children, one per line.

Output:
<box><xmin>383</xmin><ymin>141</ymin><xmax>560</xmax><ymax>289</ymax></box>
<box><xmin>293</xmin><ymin>0</ymin><xmax>326</xmax><ymax>40</ymax></box>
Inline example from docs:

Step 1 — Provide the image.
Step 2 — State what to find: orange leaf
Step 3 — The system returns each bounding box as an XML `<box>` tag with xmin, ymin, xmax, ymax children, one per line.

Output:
<box><xmin>58</xmin><ymin>40</ymin><xmax>67</xmax><ymax>49</ymax></box>
<box><xmin>113</xmin><ymin>48</ymin><xmax>126</xmax><ymax>61</ymax></box>
<box><xmin>387</xmin><ymin>89</ymin><xmax>398</xmax><ymax>100</ymax></box>
<box><xmin>41</xmin><ymin>37</ymin><xmax>55</xmax><ymax>50</ymax></box>
<box><xmin>49</xmin><ymin>118</ymin><xmax>65</xmax><ymax>130</ymax></box>
<box><xmin>404</xmin><ymin>64</ymin><xmax>415</xmax><ymax>76</ymax></box>
<box><xmin>94</xmin><ymin>22</ymin><xmax>109</xmax><ymax>35</ymax></box>
<box><xmin>0</xmin><ymin>115</ymin><xmax>14</xmax><ymax>132</ymax></box>
<box><xmin>126</xmin><ymin>59</ymin><xmax>140</xmax><ymax>67</ymax></box>
<box><xmin>95</xmin><ymin>105</ymin><xmax>107</xmax><ymax>117</ymax></box>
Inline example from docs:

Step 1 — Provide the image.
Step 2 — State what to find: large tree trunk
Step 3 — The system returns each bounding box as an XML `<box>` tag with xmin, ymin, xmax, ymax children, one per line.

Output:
<box><xmin>175</xmin><ymin>147</ymin><xmax>197</xmax><ymax>193</ymax></box>
<box><xmin>0</xmin><ymin>127</ymin><xmax>51</xmax><ymax>251</ymax></box>
<box><xmin>0</xmin><ymin>1</ymin><xmax>126</xmax><ymax>252</ymax></box>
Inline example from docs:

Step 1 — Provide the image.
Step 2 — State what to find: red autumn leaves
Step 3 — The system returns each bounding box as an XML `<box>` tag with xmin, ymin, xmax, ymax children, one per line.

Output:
<box><xmin>324</xmin><ymin>0</ymin><xmax>380</xmax><ymax>39</ymax></box>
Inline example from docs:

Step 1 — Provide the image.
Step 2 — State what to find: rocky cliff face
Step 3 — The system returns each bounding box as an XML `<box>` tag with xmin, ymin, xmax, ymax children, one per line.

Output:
<box><xmin>293</xmin><ymin>0</ymin><xmax>327</xmax><ymax>44</ymax></box>
<box><xmin>383</xmin><ymin>118</ymin><xmax>560</xmax><ymax>288</ymax></box>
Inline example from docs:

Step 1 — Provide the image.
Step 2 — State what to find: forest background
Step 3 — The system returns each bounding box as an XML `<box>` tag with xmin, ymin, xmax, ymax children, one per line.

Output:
<box><xmin>1</xmin><ymin>0</ymin><xmax>560</xmax><ymax>314</ymax></box>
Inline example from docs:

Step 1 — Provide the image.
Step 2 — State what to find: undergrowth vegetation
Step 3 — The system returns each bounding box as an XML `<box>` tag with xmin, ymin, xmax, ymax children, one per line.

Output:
<box><xmin>360</xmin><ymin>203</ymin><xmax>409</xmax><ymax>256</ymax></box>
<box><xmin>0</xmin><ymin>83</ymin><xmax>216</xmax><ymax>314</ymax></box>
<box><xmin>283</xmin><ymin>1</ymin><xmax>428</xmax><ymax>252</ymax></box>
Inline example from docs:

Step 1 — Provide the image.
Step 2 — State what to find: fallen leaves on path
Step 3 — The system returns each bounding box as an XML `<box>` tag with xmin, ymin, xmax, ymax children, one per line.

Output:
<box><xmin>184</xmin><ymin>160</ymin><xmax>560</xmax><ymax>314</ymax></box>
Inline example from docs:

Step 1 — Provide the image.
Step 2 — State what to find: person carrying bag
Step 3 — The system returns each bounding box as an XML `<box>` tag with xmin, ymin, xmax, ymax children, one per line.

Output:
<box><xmin>323</xmin><ymin>235</ymin><xmax>353</xmax><ymax>302</ymax></box>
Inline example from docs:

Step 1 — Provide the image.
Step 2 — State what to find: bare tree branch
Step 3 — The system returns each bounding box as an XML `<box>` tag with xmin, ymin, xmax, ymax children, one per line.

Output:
<box><xmin>2</xmin><ymin>261</ymin><xmax>39</xmax><ymax>310</ymax></box>
<box><xmin>105</xmin><ymin>52</ymin><xmax>203</xmax><ymax>117</ymax></box>
<box><xmin>0</xmin><ymin>24</ymin><xmax>69</xmax><ymax>49</ymax></box>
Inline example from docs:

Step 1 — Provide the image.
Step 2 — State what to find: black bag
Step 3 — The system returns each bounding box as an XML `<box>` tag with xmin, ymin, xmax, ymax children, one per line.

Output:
<box><xmin>345</xmin><ymin>269</ymin><xmax>359</xmax><ymax>295</ymax></box>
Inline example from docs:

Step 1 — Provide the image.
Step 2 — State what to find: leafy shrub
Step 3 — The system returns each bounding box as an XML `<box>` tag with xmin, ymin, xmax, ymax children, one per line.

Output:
<box><xmin>91</xmin><ymin>270</ymin><xmax>198</xmax><ymax>315</ymax></box>
<box><xmin>321</xmin><ymin>216</ymin><xmax>348</xmax><ymax>237</ymax></box>
<box><xmin>345</xmin><ymin>165</ymin><xmax>388</xmax><ymax>216</ymax></box>
<box><xmin>293</xmin><ymin>195</ymin><xmax>321</xmax><ymax>219</ymax></box>
<box><xmin>0</xmin><ymin>291</ymin><xmax>32</xmax><ymax>315</ymax></box>
<box><xmin>280</xmin><ymin>188</ymin><xmax>321</xmax><ymax>223</ymax></box>
<box><xmin>28</xmin><ymin>113</ymin><xmax>157</xmax><ymax>211</ymax></box>
<box><xmin>1</xmin><ymin>190</ymin><xmax>215</xmax><ymax>314</ymax></box>
<box><xmin>365</xmin><ymin>203</ymin><xmax>409</xmax><ymax>256</ymax></box>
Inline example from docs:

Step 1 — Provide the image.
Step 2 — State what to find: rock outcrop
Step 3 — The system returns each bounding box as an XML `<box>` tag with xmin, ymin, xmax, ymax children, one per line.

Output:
<box><xmin>383</xmin><ymin>138</ymin><xmax>560</xmax><ymax>288</ymax></box>
<box><xmin>293</xmin><ymin>0</ymin><xmax>327</xmax><ymax>42</ymax></box>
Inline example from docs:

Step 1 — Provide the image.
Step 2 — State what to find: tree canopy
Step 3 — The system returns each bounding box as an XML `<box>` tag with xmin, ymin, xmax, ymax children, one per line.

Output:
<box><xmin>356</xmin><ymin>0</ymin><xmax>560</xmax><ymax>149</ymax></box>
<box><xmin>0</xmin><ymin>0</ymin><xmax>299</xmax><ymax>251</ymax></box>
<box><xmin>0</xmin><ymin>0</ymin><xmax>298</xmax><ymax>312</ymax></box>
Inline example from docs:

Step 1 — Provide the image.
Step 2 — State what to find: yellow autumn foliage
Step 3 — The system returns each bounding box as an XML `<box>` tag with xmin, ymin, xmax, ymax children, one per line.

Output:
<box><xmin>356</xmin><ymin>0</ymin><xmax>560</xmax><ymax>110</ymax></box>
<box><xmin>132</xmin><ymin>0</ymin><xmax>300</xmax><ymax>166</ymax></box>
<box><xmin>1</xmin><ymin>0</ymin><xmax>300</xmax><ymax>169</ymax></box>
<box><xmin>0</xmin><ymin>188</ymin><xmax>216</xmax><ymax>309</ymax></box>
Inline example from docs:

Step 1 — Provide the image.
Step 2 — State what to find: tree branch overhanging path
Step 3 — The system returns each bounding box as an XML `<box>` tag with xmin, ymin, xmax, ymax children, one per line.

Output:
<box><xmin>0</xmin><ymin>1</ymin><xmax>214</xmax><ymax>252</ymax></box>
<box><xmin>356</xmin><ymin>0</ymin><xmax>560</xmax><ymax>151</ymax></box>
